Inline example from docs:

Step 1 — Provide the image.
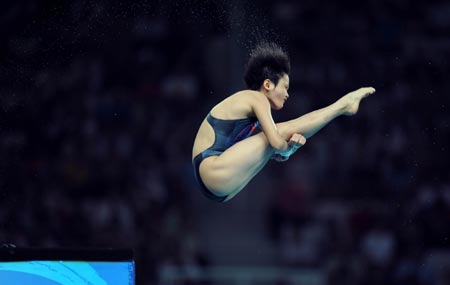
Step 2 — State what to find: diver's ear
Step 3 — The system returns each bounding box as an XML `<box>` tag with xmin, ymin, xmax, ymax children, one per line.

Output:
<box><xmin>262</xmin><ymin>79</ymin><xmax>273</xmax><ymax>91</ymax></box>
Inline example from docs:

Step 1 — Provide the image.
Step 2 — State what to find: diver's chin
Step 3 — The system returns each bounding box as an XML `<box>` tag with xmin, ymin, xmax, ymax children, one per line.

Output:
<box><xmin>269</xmin><ymin>100</ymin><xmax>284</xmax><ymax>110</ymax></box>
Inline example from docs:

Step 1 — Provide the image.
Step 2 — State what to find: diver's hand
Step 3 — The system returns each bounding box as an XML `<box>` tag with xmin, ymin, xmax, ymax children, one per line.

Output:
<box><xmin>288</xmin><ymin>133</ymin><xmax>306</xmax><ymax>148</ymax></box>
<box><xmin>272</xmin><ymin>133</ymin><xmax>306</xmax><ymax>162</ymax></box>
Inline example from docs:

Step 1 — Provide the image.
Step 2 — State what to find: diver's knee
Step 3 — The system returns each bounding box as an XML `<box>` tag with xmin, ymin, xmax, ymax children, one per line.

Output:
<box><xmin>276</xmin><ymin>123</ymin><xmax>293</xmax><ymax>139</ymax></box>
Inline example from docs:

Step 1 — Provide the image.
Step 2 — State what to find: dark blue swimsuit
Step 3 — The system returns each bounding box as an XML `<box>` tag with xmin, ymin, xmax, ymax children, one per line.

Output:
<box><xmin>193</xmin><ymin>113</ymin><xmax>260</xmax><ymax>202</ymax></box>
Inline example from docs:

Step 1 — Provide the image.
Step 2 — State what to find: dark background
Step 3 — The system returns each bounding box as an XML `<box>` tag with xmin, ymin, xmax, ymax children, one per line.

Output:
<box><xmin>1</xmin><ymin>0</ymin><xmax>450</xmax><ymax>284</ymax></box>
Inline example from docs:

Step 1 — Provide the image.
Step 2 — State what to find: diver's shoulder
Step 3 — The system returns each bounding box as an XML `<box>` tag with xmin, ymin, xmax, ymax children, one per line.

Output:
<box><xmin>236</xmin><ymin>89</ymin><xmax>263</xmax><ymax>96</ymax></box>
<box><xmin>232</xmin><ymin>89</ymin><xmax>265</xmax><ymax>100</ymax></box>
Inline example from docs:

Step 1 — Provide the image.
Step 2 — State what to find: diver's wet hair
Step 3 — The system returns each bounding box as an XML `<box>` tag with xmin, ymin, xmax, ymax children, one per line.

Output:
<box><xmin>244</xmin><ymin>42</ymin><xmax>290</xmax><ymax>90</ymax></box>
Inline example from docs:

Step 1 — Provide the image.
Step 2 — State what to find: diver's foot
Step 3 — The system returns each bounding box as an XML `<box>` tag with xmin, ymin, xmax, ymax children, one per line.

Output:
<box><xmin>340</xmin><ymin>87</ymin><xmax>375</xmax><ymax>116</ymax></box>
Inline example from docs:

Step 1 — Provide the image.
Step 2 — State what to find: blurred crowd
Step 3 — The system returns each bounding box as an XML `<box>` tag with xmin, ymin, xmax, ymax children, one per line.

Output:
<box><xmin>1</xmin><ymin>0</ymin><xmax>450</xmax><ymax>284</ymax></box>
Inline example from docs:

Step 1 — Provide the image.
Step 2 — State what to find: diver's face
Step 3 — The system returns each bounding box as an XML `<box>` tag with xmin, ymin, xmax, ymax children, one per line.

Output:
<box><xmin>267</xmin><ymin>73</ymin><xmax>290</xmax><ymax>110</ymax></box>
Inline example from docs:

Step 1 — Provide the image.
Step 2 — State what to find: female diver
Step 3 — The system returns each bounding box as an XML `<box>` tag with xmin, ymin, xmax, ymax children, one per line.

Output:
<box><xmin>192</xmin><ymin>42</ymin><xmax>375</xmax><ymax>202</ymax></box>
